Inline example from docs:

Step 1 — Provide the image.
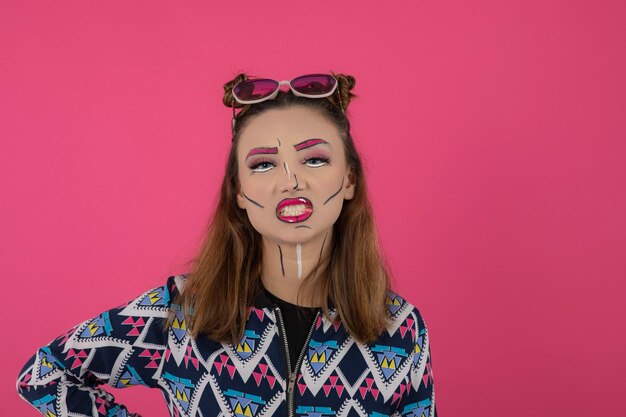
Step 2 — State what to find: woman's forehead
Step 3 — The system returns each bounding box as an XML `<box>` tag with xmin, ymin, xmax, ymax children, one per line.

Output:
<box><xmin>238</xmin><ymin>107</ymin><xmax>342</xmax><ymax>149</ymax></box>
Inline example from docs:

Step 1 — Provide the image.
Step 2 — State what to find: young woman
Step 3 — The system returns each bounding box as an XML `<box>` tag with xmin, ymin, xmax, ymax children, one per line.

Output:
<box><xmin>17</xmin><ymin>73</ymin><xmax>437</xmax><ymax>417</ymax></box>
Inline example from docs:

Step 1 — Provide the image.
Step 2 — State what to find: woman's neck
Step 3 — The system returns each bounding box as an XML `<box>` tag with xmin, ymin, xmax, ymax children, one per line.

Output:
<box><xmin>260</xmin><ymin>229</ymin><xmax>331</xmax><ymax>307</ymax></box>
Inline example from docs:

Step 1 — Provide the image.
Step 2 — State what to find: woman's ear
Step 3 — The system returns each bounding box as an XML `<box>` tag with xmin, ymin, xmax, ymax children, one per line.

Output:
<box><xmin>344</xmin><ymin>168</ymin><xmax>356</xmax><ymax>200</ymax></box>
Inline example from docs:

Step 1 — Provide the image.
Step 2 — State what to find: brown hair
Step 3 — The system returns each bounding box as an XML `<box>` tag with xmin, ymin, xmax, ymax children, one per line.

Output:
<box><xmin>171</xmin><ymin>72</ymin><xmax>392</xmax><ymax>345</ymax></box>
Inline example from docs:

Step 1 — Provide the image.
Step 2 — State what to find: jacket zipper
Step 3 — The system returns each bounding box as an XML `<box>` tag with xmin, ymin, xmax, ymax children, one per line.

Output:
<box><xmin>274</xmin><ymin>306</ymin><xmax>320</xmax><ymax>417</ymax></box>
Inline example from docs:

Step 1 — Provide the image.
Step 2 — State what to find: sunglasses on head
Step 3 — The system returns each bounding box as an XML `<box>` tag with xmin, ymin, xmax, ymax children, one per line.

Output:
<box><xmin>232</xmin><ymin>74</ymin><xmax>341</xmax><ymax>104</ymax></box>
<box><xmin>230</xmin><ymin>74</ymin><xmax>344</xmax><ymax>132</ymax></box>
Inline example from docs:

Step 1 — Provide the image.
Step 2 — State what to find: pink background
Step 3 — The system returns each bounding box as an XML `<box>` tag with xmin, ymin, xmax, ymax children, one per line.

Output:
<box><xmin>2</xmin><ymin>1</ymin><xmax>625</xmax><ymax>415</ymax></box>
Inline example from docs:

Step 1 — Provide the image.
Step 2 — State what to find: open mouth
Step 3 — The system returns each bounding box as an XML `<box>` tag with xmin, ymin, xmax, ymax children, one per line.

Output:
<box><xmin>276</xmin><ymin>197</ymin><xmax>314</xmax><ymax>223</ymax></box>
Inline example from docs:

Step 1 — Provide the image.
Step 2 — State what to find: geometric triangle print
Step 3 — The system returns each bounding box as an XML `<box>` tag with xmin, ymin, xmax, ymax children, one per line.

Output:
<box><xmin>170</xmin><ymin>308</ymin><xmax>188</xmax><ymax>344</ymax></box>
<box><xmin>115</xmin><ymin>365</ymin><xmax>145</xmax><ymax>388</ymax></box>
<box><xmin>376</xmin><ymin>352</ymin><xmax>398</xmax><ymax>379</ymax></box>
<box><xmin>403</xmin><ymin>399</ymin><xmax>432</xmax><ymax>417</ymax></box>
<box><xmin>37</xmin><ymin>350</ymin><xmax>58</xmax><ymax>379</ymax></box>
<box><xmin>32</xmin><ymin>393</ymin><xmax>56</xmax><ymax>417</ymax></box>
<box><xmin>138</xmin><ymin>286</ymin><xmax>169</xmax><ymax>307</ymax></box>
<box><xmin>121</xmin><ymin>316</ymin><xmax>146</xmax><ymax>337</ymax></box>
<box><xmin>295</xmin><ymin>405</ymin><xmax>336</xmax><ymax>417</ymax></box>
<box><xmin>78</xmin><ymin>312</ymin><xmax>112</xmax><ymax>339</ymax></box>
<box><xmin>386</xmin><ymin>293</ymin><xmax>405</xmax><ymax>316</ymax></box>
<box><xmin>307</xmin><ymin>340</ymin><xmax>338</xmax><ymax>376</ymax></box>
<box><xmin>371</xmin><ymin>344</ymin><xmax>407</xmax><ymax>381</ymax></box>
<box><xmin>235</xmin><ymin>330</ymin><xmax>260</xmax><ymax>361</ymax></box>
<box><xmin>162</xmin><ymin>371</ymin><xmax>196</xmax><ymax>413</ymax></box>
<box><xmin>224</xmin><ymin>389</ymin><xmax>264</xmax><ymax>417</ymax></box>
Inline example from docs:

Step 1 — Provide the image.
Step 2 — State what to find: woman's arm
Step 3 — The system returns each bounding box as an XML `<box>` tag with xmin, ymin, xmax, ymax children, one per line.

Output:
<box><xmin>396</xmin><ymin>308</ymin><xmax>437</xmax><ymax>417</ymax></box>
<box><xmin>16</xmin><ymin>280</ymin><xmax>173</xmax><ymax>416</ymax></box>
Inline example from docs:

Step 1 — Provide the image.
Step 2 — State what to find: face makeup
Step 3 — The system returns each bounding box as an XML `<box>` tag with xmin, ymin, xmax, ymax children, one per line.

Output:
<box><xmin>246</xmin><ymin>146</ymin><xmax>278</xmax><ymax>159</ymax></box>
<box><xmin>241</xmin><ymin>190</ymin><xmax>265</xmax><ymax>208</ymax></box>
<box><xmin>284</xmin><ymin>161</ymin><xmax>291</xmax><ymax>180</ymax></box>
<box><xmin>275</xmin><ymin>197</ymin><xmax>313</xmax><ymax>223</ymax></box>
<box><xmin>293</xmin><ymin>138</ymin><xmax>329</xmax><ymax>151</ymax></box>
<box><xmin>323</xmin><ymin>178</ymin><xmax>344</xmax><ymax>205</ymax></box>
<box><xmin>318</xmin><ymin>232</ymin><xmax>328</xmax><ymax>262</ymax></box>
<box><xmin>236</xmin><ymin>106</ymin><xmax>354</xmax><ymax>284</ymax></box>
<box><xmin>296</xmin><ymin>243</ymin><xmax>303</xmax><ymax>278</ymax></box>
<box><xmin>278</xmin><ymin>244</ymin><xmax>285</xmax><ymax>276</ymax></box>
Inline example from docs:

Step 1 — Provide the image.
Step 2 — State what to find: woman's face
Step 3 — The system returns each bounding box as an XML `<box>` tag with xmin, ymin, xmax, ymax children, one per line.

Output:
<box><xmin>236</xmin><ymin>106</ymin><xmax>355</xmax><ymax>246</ymax></box>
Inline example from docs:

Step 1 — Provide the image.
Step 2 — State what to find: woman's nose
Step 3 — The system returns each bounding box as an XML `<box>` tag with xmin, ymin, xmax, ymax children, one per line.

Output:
<box><xmin>279</xmin><ymin>162</ymin><xmax>303</xmax><ymax>192</ymax></box>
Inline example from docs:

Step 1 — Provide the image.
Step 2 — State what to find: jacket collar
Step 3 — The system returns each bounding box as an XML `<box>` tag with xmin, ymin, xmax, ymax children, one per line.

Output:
<box><xmin>252</xmin><ymin>286</ymin><xmax>275</xmax><ymax>309</ymax></box>
<box><xmin>251</xmin><ymin>284</ymin><xmax>336</xmax><ymax>310</ymax></box>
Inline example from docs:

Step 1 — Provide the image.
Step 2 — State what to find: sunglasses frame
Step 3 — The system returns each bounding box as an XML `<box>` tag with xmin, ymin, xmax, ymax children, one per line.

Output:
<box><xmin>232</xmin><ymin>74</ymin><xmax>339</xmax><ymax>105</ymax></box>
<box><xmin>230</xmin><ymin>73</ymin><xmax>345</xmax><ymax>135</ymax></box>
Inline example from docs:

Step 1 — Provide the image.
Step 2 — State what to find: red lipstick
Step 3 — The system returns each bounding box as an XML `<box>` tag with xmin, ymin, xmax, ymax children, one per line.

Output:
<box><xmin>276</xmin><ymin>197</ymin><xmax>314</xmax><ymax>223</ymax></box>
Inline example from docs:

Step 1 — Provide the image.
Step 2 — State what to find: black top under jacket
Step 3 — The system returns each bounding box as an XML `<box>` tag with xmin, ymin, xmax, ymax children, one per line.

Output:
<box><xmin>264</xmin><ymin>287</ymin><xmax>319</xmax><ymax>372</ymax></box>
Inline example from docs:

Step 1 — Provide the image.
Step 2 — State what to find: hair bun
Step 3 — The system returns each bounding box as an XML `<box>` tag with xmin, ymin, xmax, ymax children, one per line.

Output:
<box><xmin>331</xmin><ymin>73</ymin><xmax>357</xmax><ymax>112</ymax></box>
<box><xmin>223</xmin><ymin>73</ymin><xmax>248</xmax><ymax>108</ymax></box>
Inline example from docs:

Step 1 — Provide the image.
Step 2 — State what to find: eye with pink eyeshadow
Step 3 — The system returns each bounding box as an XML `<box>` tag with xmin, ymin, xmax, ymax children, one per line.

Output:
<box><xmin>248</xmin><ymin>158</ymin><xmax>277</xmax><ymax>172</ymax></box>
<box><xmin>303</xmin><ymin>152</ymin><xmax>332</xmax><ymax>168</ymax></box>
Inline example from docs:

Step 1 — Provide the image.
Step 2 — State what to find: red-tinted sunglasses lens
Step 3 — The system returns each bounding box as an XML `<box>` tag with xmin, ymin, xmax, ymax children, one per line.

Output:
<box><xmin>290</xmin><ymin>74</ymin><xmax>336</xmax><ymax>95</ymax></box>
<box><xmin>233</xmin><ymin>79</ymin><xmax>279</xmax><ymax>102</ymax></box>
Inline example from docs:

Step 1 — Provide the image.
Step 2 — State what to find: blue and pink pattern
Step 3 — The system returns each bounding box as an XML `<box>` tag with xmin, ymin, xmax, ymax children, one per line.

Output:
<box><xmin>16</xmin><ymin>274</ymin><xmax>436</xmax><ymax>416</ymax></box>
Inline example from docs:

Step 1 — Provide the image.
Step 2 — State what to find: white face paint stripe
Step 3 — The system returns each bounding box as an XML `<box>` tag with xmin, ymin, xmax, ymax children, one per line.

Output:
<box><xmin>285</xmin><ymin>162</ymin><xmax>291</xmax><ymax>180</ymax></box>
<box><xmin>296</xmin><ymin>243</ymin><xmax>302</xmax><ymax>279</ymax></box>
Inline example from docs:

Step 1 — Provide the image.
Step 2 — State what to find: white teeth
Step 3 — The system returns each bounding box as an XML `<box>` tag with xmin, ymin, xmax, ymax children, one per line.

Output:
<box><xmin>280</xmin><ymin>204</ymin><xmax>307</xmax><ymax>217</ymax></box>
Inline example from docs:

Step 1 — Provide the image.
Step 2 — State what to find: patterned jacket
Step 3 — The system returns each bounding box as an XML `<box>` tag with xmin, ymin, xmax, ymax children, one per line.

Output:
<box><xmin>17</xmin><ymin>274</ymin><xmax>437</xmax><ymax>417</ymax></box>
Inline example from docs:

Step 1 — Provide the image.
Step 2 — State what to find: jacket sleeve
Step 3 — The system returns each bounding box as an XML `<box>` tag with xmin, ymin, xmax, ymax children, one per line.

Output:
<box><xmin>396</xmin><ymin>308</ymin><xmax>437</xmax><ymax>417</ymax></box>
<box><xmin>16</xmin><ymin>279</ymin><xmax>175</xmax><ymax>417</ymax></box>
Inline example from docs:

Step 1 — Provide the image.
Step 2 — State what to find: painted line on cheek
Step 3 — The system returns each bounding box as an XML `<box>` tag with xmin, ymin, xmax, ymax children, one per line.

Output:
<box><xmin>277</xmin><ymin>138</ymin><xmax>281</xmax><ymax>147</ymax></box>
<box><xmin>296</xmin><ymin>243</ymin><xmax>302</xmax><ymax>279</ymax></box>
<box><xmin>293</xmin><ymin>174</ymin><xmax>299</xmax><ymax>190</ymax></box>
<box><xmin>278</xmin><ymin>244</ymin><xmax>285</xmax><ymax>277</ymax></box>
<box><xmin>323</xmin><ymin>177</ymin><xmax>345</xmax><ymax>205</ymax></box>
<box><xmin>241</xmin><ymin>191</ymin><xmax>264</xmax><ymax>208</ymax></box>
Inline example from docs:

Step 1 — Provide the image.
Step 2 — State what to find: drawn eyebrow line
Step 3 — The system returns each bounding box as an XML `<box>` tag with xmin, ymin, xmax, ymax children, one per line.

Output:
<box><xmin>246</xmin><ymin>147</ymin><xmax>279</xmax><ymax>160</ymax></box>
<box><xmin>293</xmin><ymin>138</ymin><xmax>329</xmax><ymax>151</ymax></box>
